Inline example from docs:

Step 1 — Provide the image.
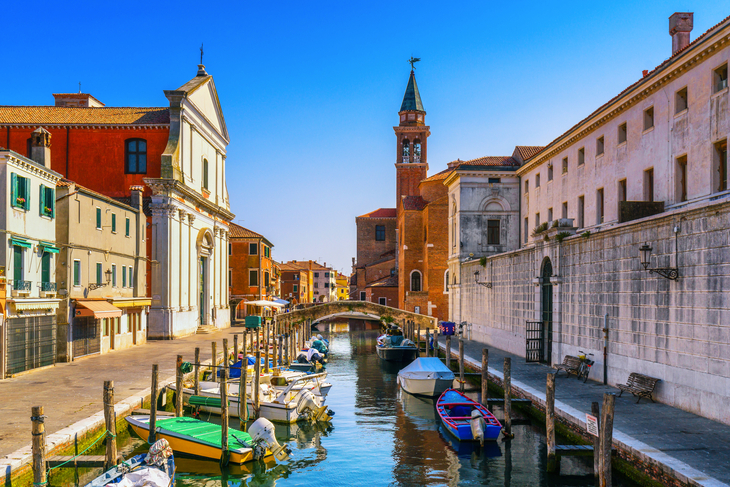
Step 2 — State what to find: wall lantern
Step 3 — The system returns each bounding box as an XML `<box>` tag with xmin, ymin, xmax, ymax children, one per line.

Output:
<box><xmin>474</xmin><ymin>270</ymin><xmax>492</xmax><ymax>289</ymax></box>
<box><xmin>639</xmin><ymin>243</ymin><xmax>679</xmax><ymax>280</ymax></box>
<box><xmin>89</xmin><ymin>268</ymin><xmax>113</xmax><ymax>290</ymax></box>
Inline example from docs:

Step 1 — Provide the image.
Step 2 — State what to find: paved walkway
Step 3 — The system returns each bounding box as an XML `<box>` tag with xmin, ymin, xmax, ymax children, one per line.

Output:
<box><xmin>0</xmin><ymin>326</ymin><xmax>243</xmax><ymax>459</ymax></box>
<box><xmin>440</xmin><ymin>336</ymin><xmax>730</xmax><ymax>487</ymax></box>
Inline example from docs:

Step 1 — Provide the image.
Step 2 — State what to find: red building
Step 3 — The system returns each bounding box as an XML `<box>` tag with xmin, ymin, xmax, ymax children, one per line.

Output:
<box><xmin>228</xmin><ymin>223</ymin><xmax>276</xmax><ymax>319</ymax></box>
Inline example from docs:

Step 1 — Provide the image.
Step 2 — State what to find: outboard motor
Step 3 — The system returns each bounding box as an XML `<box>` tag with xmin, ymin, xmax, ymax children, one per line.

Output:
<box><xmin>248</xmin><ymin>417</ymin><xmax>291</xmax><ymax>461</ymax></box>
<box><xmin>470</xmin><ymin>409</ymin><xmax>486</xmax><ymax>446</ymax></box>
<box><xmin>296</xmin><ymin>389</ymin><xmax>332</xmax><ymax>422</ymax></box>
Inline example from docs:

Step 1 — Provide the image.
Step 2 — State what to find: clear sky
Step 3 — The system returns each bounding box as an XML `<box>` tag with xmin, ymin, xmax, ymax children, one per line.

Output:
<box><xmin>3</xmin><ymin>1</ymin><xmax>727</xmax><ymax>275</ymax></box>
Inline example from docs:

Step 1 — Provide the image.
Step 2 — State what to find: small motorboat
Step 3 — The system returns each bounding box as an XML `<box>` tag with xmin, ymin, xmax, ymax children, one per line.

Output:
<box><xmin>85</xmin><ymin>439</ymin><xmax>175</xmax><ymax>487</ymax></box>
<box><xmin>126</xmin><ymin>415</ymin><xmax>290</xmax><ymax>464</ymax></box>
<box><xmin>376</xmin><ymin>334</ymin><xmax>417</xmax><ymax>362</ymax></box>
<box><xmin>437</xmin><ymin>389</ymin><xmax>502</xmax><ymax>444</ymax></box>
<box><xmin>398</xmin><ymin>357</ymin><xmax>455</xmax><ymax>396</ymax></box>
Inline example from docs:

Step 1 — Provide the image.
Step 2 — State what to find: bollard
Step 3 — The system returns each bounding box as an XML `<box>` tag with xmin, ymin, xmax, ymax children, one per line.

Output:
<box><xmin>481</xmin><ymin>349</ymin><xmax>489</xmax><ymax>407</ymax></box>
<box><xmin>425</xmin><ymin>328</ymin><xmax>430</xmax><ymax>357</ymax></box>
<box><xmin>31</xmin><ymin>406</ymin><xmax>46</xmax><ymax>487</ymax></box>
<box><xmin>175</xmin><ymin>355</ymin><xmax>183</xmax><ymax>417</ymax></box>
<box><xmin>254</xmin><ymin>351</ymin><xmax>262</xmax><ymax>418</ymax></box>
<box><xmin>445</xmin><ymin>335</ymin><xmax>452</xmax><ymax>369</ymax></box>
<box><xmin>233</xmin><ymin>335</ymin><xmax>239</xmax><ymax>363</ymax></box>
<box><xmin>212</xmin><ymin>341</ymin><xmax>217</xmax><ymax>383</ymax></box>
<box><xmin>459</xmin><ymin>339</ymin><xmax>465</xmax><ymax>392</ymax></box>
<box><xmin>592</xmin><ymin>401</ymin><xmax>600</xmax><ymax>478</ymax></box>
<box><xmin>220</xmin><ymin>366</ymin><xmax>229</xmax><ymax>466</ymax></box>
<box><xmin>503</xmin><ymin>357</ymin><xmax>513</xmax><ymax>438</ymax></box>
<box><xmin>546</xmin><ymin>373</ymin><xmax>557</xmax><ymax>472</ymax></box>
<box><xmin>194</xmin><ymin>347</ymin><xmax>201</xmax><ymax>396</ymax></box>
<box><xmin>149</xmin><ymin>364</ymin><xmax>158</xmax><ymax>444</ymax></box>
<box><xmin>103</xmin><ymin>381</ymin><xmax>118</xmax><ymax>469</ymax></box>
<box><xmin>599</xmin><ymin>393</ymin><xmax>615</xmax><ymax>487</ymax></box>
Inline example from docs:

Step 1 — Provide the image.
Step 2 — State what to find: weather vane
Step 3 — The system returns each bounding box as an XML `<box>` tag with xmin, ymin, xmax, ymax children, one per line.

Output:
<box><xmin>408</xmin><ymin>56</ymin><xmax>421</xmax><ymax>71</ymax></box>
<box><xmin>200</xmin><ymin>43</ymin><xmax>204</xmax><ymax>65</ymax></box>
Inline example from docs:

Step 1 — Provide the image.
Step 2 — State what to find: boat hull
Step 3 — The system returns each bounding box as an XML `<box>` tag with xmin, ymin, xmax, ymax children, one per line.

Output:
<box><xmin>398</xmin><ymin>375</ymin><xmax>453</xmax><ymax>397</ymax></box>
<box><xmin>376</xmin><ymin>346</ymin><xmax>418</xmax><ymax>362</ymax></box>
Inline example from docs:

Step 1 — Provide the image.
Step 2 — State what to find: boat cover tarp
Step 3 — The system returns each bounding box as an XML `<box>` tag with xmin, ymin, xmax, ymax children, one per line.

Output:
<box><xmin>398</xmin><ymin>357</ymin><xmax>455</xmax><ymax>380</ymax></box>
<box><xmin>440</xmin><ymin>389</ymin><xmax>472</xmax><ymax>404</ymax></box>
<box><xmin>155</xmin><ymin>417</ymin><xmax>253</xmax><ymax>449</ymax></box>
<box><xmin>220</xmin><ymin>358</ymin><xmax>272</xmax><ymax>379</ymax></box>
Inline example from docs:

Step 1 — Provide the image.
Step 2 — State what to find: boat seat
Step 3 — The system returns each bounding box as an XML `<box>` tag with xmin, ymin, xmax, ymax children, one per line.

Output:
<box><xmin>449</xmin><ymin>405</ymin><xmax>472</xmax><ymax>417</ymax></box>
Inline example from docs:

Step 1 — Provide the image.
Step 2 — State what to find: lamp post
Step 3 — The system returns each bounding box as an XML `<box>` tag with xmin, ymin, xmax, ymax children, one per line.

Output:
<box><xmin>638</xmin><ymin>243</ymin><xmax>679</xmax><ymax>280</ymax></box>
<box><xmin>474</xmin><ymin>270</ymin><xmax>492</xmax><ymax>289</ymax></box>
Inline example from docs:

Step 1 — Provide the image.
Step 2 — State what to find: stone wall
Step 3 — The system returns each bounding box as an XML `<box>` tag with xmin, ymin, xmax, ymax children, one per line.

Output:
<box><xmin>455</xmin><ymin>197</ymin><xmax>730</xmax><ymax>424</ymax></box>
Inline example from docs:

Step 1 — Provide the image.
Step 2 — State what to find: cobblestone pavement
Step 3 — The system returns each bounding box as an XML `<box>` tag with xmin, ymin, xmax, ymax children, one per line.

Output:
<box><xmin>0</xmin><ymin>327</ymin><xmax>243</xmax><ymax>458</ymax></box>
<box><xmin>443</xmin><ymin>336</ymin><xmax>730</xmax><ymax>486</ymax></box>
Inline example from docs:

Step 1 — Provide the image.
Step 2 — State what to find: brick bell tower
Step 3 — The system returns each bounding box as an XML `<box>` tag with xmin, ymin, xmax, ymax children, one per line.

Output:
<box><xmin>394</xmin><ymin>64</ymin><xmax>430</xmax><ymax>211</ymax></box>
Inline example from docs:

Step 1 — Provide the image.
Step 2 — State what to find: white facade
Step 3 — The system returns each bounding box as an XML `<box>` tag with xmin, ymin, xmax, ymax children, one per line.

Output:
<box><xmin>145</xmin><ymin>65</ymin><xmax>233</xmax><ymax>338</ymax></box>
<box><xmin>313</xmin><ymin>267</ymin><xmax>336</xmax><ymax>302</ymax></box>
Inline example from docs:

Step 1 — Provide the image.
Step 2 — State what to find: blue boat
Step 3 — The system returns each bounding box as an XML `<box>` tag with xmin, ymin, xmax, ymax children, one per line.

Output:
<box><xmin>437</xmin><ymin>389</ymin><xmax>502</xmax><ymax>443</ymax></box>
<box><xmin>84</xmin><ymin>439</ymin><xmax>175</xmax><ymax>486</ymax></box>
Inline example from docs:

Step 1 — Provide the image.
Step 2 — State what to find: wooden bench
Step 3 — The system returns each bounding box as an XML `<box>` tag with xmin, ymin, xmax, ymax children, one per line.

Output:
<box><xmin>554</xmin><ymin>355</ymin><xmax>582</xmax><ymax>377</ymax></box>
<box><xmin>617</xmin><ymin>373</ymin><xmax>660</xmax><ymax>403</ymax></box>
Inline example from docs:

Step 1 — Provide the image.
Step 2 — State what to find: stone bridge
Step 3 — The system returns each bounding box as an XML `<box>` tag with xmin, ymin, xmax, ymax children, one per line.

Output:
<box><xmin>276</xmin><ymin>301</ymin><xmax>437</xmax><ymax>330</ymax></box>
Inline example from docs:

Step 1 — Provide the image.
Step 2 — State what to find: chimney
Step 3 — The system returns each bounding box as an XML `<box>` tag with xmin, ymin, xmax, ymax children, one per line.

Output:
<box><xmin>52</xmin><ymin>93</ymin><xmax>105</xmax><ymax>107</ymax></box>
<box><xmin>130</xmin><ymin>185</ymin><xmax>144</xmax><ymax>212</ymax></box>
<box><xmin>30</xmin><ymin>127</ymin><xmax>51</xmax><ymax>167</ymax></box>
<box><xmin>669</xmin><ymin>12</ymin><xmax>693</xmax><ymax>55</ymax></box>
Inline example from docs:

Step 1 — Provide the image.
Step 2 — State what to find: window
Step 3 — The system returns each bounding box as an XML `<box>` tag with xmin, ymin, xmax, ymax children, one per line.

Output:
<box><xmin>561</xmin><ymin>202</ymin><xmax>568</xmax><ymax>219</ymax></box>
<box><xmin>444</xmin><ymin>270</ymin><xmax>449</xmax><ymax>292</ymax></box>
<box><xmin>10</xmin><ymin>173</ymin><xmax>30</xmax><ymax>210</ymax></box>
<box><xmin>596</xmin><ymin>188</ymin><xmax>604</xmax><ymax>224</ymax></box>
<box><xmin>229</xmin><ymin>269</ymin><xmax>232</xmax><ymax>287</ymax></box>
<box><xmin>41</xmin><ymin>253</ymin><xmax>51</xmax><ymax>287</ymax></box>
<box><xmin>596</xmin><ymin>136</ymin><xmax>604</xmax><ymax>156</ymax></box>
<box><xmin>96</xmin><ymin>263</ymin><xmax>103</xmax><ymax>285</ymax></box>
<box><xmin>264</xmin><ymin>272</ymin><xmax>270</xmax><ymax>288</ymax></box>
<box><xmin>524</xmin><ymin>217</ymin><xmax>528</xmax><ymax>244</ymax></box>
<box><xmin>73</xmin><ymin>260</ymin><xmax>81</xmax><ymax>286</ymax></box>
<box><xmin>714</xmin><ymin>140</ymin><xmax>728</xmax><ymax>193</ymax></box>
<box><xmin>249</xmin><ymin>243</ymin><xmax>258</xmax><ymax>255</ymax></box>
<box><xmin>535</xmin><ymin>212</ymin><xmax>540</xmax><ymax>226</ymax></box>
<box><xmin>714</xmin><ymin>63</ymin><xmax>728</xmax><ymax>93</ymax></box>
<box><xmin>111</xmin><ymin>264</ymin><xmax>117</xmax><ymax>287</ymax></box>
<box><xmin>643</xmin><ymin>107</ymin><xmax>654</xmax><ymax>131</ymax></box>
<box><xmin>13</xmin><ymin>246</ymin><xmax>23</xmax><ymax>283</ymax></box>
<box><xmin>676</xmin><ymin>156</ymin><xmax>688</xmax><ymax>202</ymax></box>
<box><xmin>128</xmin><ymin>267</ymin><xmax>133</xmax><ymax>288</ymax></box>
<box><xmin>360</xmin><ymin>291</ymin><xmax>366</xmax><ymax>301</ymax></box>
<box><xmin>524</xmin><ymin>180</ymin><xmax>529</xmax><ymax>193</ymax></box>
<box><xmin>324</xmin><ymin>282</ymin><xmax>329</xmax><ymax>288</ymax></box>
<box><xmin>562</xmin><ymin>157</ymin><xmax>568</xmax><ymax>174</ymax></box>
<box><xmin>375</xmin><ymin>225</ymin><xmax>385</xmax><ymax>241</ymax></box>
<box><xmin>96</xmin><ymin>208</ymin><xmax>102</xmax><ymax>229</ymax></box>
<box><xmin>487</xmin><ymin>219</ymin><xmax>500</xmax><ymax>245</ymax></box>
<box><xmin>263</xmin><ymin>246</ymin><xmax>270</xmax><ymax>258</ymax></box>
<box><xmin>378</xmin><ymin>297</ymin><xmax>387</xmax><ymax>305</ymax></box>
<box><xmin>293</xmin><ymin>284</ymin><xmax>298</xmax><ymax>292</ymax></box>
<box><xmin>675</xmin><ymin>87</ymin><xmax>688</xmax><ymax>113</ymax></box>
<box><xmin>618</xmin><ymin>122</ymin><xmax>627</xmax><ymax>145</ymax></box>
<box><xmin>314</xmin><ymin>272</ymin><xmax>319</xmax><ymax>278</ymax></box>
<box><xmin>547</xmin><ymin>164</ymin><xmax>553</xmax><ymax>181</ymax></box>
<box><xmin>536</xmin><ymin>173</ymin><xmax>541</xmax><ymax>188</ymax></box>
<box><xmin>111</xmin><ymin>214</ymin><xmax>117</xmax><ymax>233</ymax></box>
<box><xmin>578</xmin><ymin>147</ymin><xmax>585</xmax><ymax>166</ymax></box>
<box><xmin>488</xmin><ymin>178</ymin><xmax>501</xmax><ymax>184</ymax></box>
<box><xmin>547</xmin><ymin>208</ymin><xmax>553</xmax><ymax>223</ymax></box>
<box><xmin>314</xmin><ymin>282</ymin><xmax>319</xmax><ymax>288</ymax></box>
<box><xmin>410</xmin><ymin>271</ymin><xmax>422</xmax><ymax>292</ymax></box>
<box><xmin>644</xmin><ymin>168</ymin><xmax>655</xmax><ymax>202</ymax></box>
<box><xmin>122</xmin><ymin>266</ymin><xmax>127</xmax><ymax>288</ymax></box>
<box><xmin>125</xmin><ymin>139</ymin><xmax>147</xmax><ymax>174</ymax></box>
<box><xmin>324</xmin><ymin>272</ymin><xmax>329</xmax><ymax>278</ymax></box>
<box><xmin>126</xmin><ymin>218</ymin><xmax>130</xmax><ymax>237</ymax></box>
<box><xmin>618</xmin><ymin>179</ymin><xmax>627</xmax><ymax>203</ymax></box>
<box><xmin>39</xmin><ymin>184</ymin><xmax>55</xmax><ymax>217</ymax></box>
<box><xmin>294</xmin><ymin>274</ymin><xmax>299</xmax><ymax>280</ymax></box>
<box><xmin>202</xmin><ymin>158</ymin><xmax>209</xmax><ymax>190</ymax></box>
<box><xmin>249</xmin><ymin>269</ymin><xmax>259</xmax><ymax>286</ymax></box>
<box><xmin>228</xmin><ymin>243</ymin><xmax>232</xmax><ymax>255</ymax></box>
<box><xmin>402</xmin><ymin>139</ymin><xmax>410</xmax><ymax>162</ymax></box>
<box><xmin>578</xmin><ymin>195</ymin><xmax>585</xmax><ymax>228</ymax></box>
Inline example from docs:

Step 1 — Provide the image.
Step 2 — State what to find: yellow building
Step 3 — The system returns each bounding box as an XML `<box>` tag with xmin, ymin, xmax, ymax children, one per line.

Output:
<box><xmin>335</xmin><ymin>272</ymin><xmax>350</xmax><ymax>301</ymax></box>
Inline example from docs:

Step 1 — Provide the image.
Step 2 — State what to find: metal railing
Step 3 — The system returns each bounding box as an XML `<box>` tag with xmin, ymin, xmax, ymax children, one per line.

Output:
<box><xmin>12</xmin><ymin>280</ymin><xmax>32</xmax><ymax>291</ymax></box>
<box><xmin>41</xmin><ymin>282</ymin><xmax>57</xmax><ymax>292</ymax></box>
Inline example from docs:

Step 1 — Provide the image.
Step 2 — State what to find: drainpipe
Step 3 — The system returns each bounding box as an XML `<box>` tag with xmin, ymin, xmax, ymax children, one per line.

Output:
<box><xmin>603</xmin><ymin>313</ymin><xmax>609</xmax><ymax>385</ymax></box>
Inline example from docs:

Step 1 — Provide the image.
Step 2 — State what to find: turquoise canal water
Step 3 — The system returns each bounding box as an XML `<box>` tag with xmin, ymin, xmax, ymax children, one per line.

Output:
<box><xmin>70</xmin><ymin>326</ymin><xmax>641</xmax><ymax>486</ymax></box>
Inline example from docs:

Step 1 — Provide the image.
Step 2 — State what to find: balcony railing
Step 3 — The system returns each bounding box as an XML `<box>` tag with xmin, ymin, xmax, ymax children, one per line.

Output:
<box><xmin>413</xmin><ymin>154</ymin><xmax>421</xmax><ymax>162</ymax></box>
<box><xmin>12</xmin><ymin>280</ymin><xmax>32</xmax><ymax>291</ymax></box>
<box><xmin>41</xmin><ymin>282</ymin><xmax>57</xmax><ymax>292</ymax></box>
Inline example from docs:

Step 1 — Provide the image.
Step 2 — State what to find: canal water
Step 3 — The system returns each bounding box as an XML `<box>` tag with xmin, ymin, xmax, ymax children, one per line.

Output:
<box><xmin>69</xmin><ymin>325</ymin><xmax>641</xmax><ymax>486</ymax></box>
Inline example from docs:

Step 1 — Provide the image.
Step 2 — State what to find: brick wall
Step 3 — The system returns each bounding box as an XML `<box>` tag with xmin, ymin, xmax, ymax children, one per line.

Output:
<box><xmin>356</xmin><ymin>217</ymin><xmax>396</xmax><ymax>267</ymax></box>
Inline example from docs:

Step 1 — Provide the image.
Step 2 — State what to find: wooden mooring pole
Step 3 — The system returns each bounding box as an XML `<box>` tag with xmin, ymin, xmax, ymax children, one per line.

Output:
<box><xmin>272</xmin><ymin>319</ymin><xmax>278</xmax><ymax>367</ymax></box>
<box><xmin>239</xmin><ymin>346</ymin><xmax>249</xmax><ymax>431</ymax></box>
<box><xmin>503</xmin><ymin>357</ymin><xmax>513</xmax><ymax>438</ymax></box>
<box><xmin>194</xmin><ymin>348</ymin><xmax>200</xmax><ymax>396</ymax></box>
<box><xmin>31</xmin><ymin>406</ymin><xmax>46</xmax><ymax>486</ymax></box>
<box><xmin>481</xmin><ymin>349</ymin><xmax>489</xmax><ymax>406</ymax></box>
<box><xmin>149</xmin><ymin>364</ymin><xmax>158</xmax><ymax>444</ymax></box>
<box><xmin>433</xmin><ymin>331</ymin><xmax>439</xmax><ymax>359</ymax></box>
<box><xmin>284</xmin><ymin>329</ymin><xmax>289</xmax><ymax>366</ymax></box>
<box><xmin>592</xmin><ymin>401</ymin><xmax>600</xmax><ymax>478</ymax></box>
<box><xmin>175</xmin><ymin>355</ymin><xmax>183</xmax><ymax>417</ymax></box>
<box><xmin>233</xmin><ymin>334</ymin><xmax>239</xmax><ymax>362</ymax></box>
<box><xmin>264</xmin><ymin>322</ymin><xmax>270</xmax><ymax>374</ymax></box>
<box><xmin>546</xmin><ymin>373</ymin><xmax>557</xmax><ymax>472</ymax></box>
<box><xmin>599</xmin><ymin>393</ymin><xmax>615</xmax><ymax>487</ymax></box>
<box><xmin>425</xmin><ymin>328</ymin><xmax>430</xmax><ymax>356</ymax></box>
<box><xmin>212</xmin><ymin>341</ymin><xmax>217</xmax><ymax>383</ymax></box>
<box><xmin>254</xmin><ymin>350</ymin><xmax>261</xmax><ymax>418</ymax></box>
<box><xmin>445</xmin><ymin>335</ymin><xmax>452</xmax><ymax>370</ymax></box>
<box><xmin>416</xmin><ymin>323</ymin><xmax>421</xmax><ymax>357</ymax></box>
<box><xmin>220</xmin><ymin>363</ymin><xmax>229</xmax><ymax>466</ymax></box>
<box><xmin>103</xmin><ymin>381</ymin><xmax>118</xmax><ymax>469</ymax></box>
<box><xmin>459</xmin><ymin>339</ymin><xmax>465</xmax><ymax>392</ymax></box>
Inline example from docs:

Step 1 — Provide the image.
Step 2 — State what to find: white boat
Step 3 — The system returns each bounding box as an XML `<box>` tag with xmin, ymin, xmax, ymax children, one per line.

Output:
<box><xmin>397</xmin><ymin>357</ymin><xmax>455</xmax><ymax>397</ymax></box>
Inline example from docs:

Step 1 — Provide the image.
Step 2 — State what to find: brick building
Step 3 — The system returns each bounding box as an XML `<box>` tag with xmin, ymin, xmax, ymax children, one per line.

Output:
<box><xmin>228</xmin><ymin>222</ymin><xmax>275</xmax><ymax>318</ymax></box>
<box><xmin>351</xmin><ymin>208</ymin><xmax>396</xmax><ymax>300</ymax></box>
<box><xmin>279</xmin><ymin>263</ymin><xmax>309</xmax><ymax>304</ymax></box>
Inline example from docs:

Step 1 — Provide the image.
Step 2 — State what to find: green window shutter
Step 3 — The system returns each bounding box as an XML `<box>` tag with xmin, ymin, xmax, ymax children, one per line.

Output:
<box><xmin>24</xmin><ymin>177</ymin><xmax>31</xmax><ymax>210</ymax></box>
<box><xmin>96</xmin><ymin>263</ymin><xmax>102</xmax><ymax>284</ymax></box>
<box><xmin>39</xmin><ymin>184</ymin><xmax>46</xmax><ymax>216</ymax></box>
<box><xmin>11</xmin><ymin>173</ymin><xmax>18</xmax><ymax>207</ymax></box>
<box><xmin>126</xmin><ymin>218</ymin><xmax>130</xmax><ymax>237</ymax></box>
<box><xmin>122</xmin><ymin>266</ymin><xmax>127</xmax><ymax>287</ymax></box>
<box><xmin>96</xmin><ymin>208</ymin><xmax>101</xmax><ymax>229</ymax></box>
<box><xmin>49</xmin><ymin>187</ymin><xmax>55</xmax><ymax>218</ymax></box>
<box><xmin>73</xmin><ymin>261</ymin><xmax>81</xmax><ymax>286</ymax></box>
<box><xmin>112</xmin><ymin>214</ymin><xmax>116</xmax><ymax>233</ymax></box>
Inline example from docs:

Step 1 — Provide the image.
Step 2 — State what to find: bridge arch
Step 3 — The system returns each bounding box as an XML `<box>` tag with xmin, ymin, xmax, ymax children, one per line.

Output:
<box><xmin>276</xmin><ymin>301</ymin><xmax>437</xmax><ymax>330</ymax></box>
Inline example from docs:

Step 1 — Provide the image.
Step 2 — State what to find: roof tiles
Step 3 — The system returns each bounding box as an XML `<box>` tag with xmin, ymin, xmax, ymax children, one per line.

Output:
<box><xmin>0</xmin><ymin>106</ymin><xmax>170</xmax><ymax>125</ymax></box>
<box><xmin>357</xmin><ymin>208</ymin><xmax>397</xmax><ymax>219</ymax></box>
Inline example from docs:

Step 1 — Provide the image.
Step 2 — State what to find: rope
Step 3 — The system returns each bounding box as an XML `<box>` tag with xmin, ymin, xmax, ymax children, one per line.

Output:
<box><xmin>47</xmin><ymin>429</ymin><xmax>114</xmax><ymax>472</ymax></box>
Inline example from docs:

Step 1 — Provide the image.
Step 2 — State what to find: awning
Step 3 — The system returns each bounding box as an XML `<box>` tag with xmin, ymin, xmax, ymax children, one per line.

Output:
<box><xmin>109</xmin><ymin>298</ymin><xmax>152</xmax><ymax>308</ymax></box>
<box><xmin>245</xmin><ymin>299</ymin><xmax>286</xmax><ymax>308</ymax></box>
<box><xmin>11</xmin><ymin>299</ymin><xmax>61</xmax><ymax>312</ymax></box>
<box><xmin>75</xmin><ymin>300</ymin><xmax>122</xmax><ymax>319</ymax></box>
<box><xmin>40</xmin><ymin>241</ymin><xmax>60</xmax><ymax>254</ymax></box>
<box><xmin>10</xmin><ymin>237</ymin><xmax>31</xmax><ymax>248</ymax></box>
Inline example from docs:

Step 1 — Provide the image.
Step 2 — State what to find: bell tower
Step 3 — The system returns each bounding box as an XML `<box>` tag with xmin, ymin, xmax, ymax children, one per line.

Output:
<box><xmin>394</xmin><ymin>63</ymin><xmax>430</xmax><ymax>211</ymax></box>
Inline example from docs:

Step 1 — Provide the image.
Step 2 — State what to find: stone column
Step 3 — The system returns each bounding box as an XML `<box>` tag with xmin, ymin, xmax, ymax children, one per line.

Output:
<box><xmin>178</xmin><ymin>209</ymin><xmax>187</xmax><ymax>312</ymax></box>
<box><xmin>187</xmin><ymin>213</ymin><xmax>196</xmax><ymax>310</ymax></box>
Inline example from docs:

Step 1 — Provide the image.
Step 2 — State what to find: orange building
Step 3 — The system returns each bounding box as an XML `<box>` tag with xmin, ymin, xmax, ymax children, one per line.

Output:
<box><xmin>279</xmin><ymin>263</ymin><xmax>309</xmax><ymax>304</ymax></box>
<box><xmin>228</xmin><ymin>223</ymin><xmax>276</xmax><ymax>319</ymax></box>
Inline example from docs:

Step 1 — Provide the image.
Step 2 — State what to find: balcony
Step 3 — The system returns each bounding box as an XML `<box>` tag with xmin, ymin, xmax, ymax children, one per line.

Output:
<box><xmin>40</xmin><ymin>281</ymin><xmax>57</xmax><ymax>297</ymax></box>
<box><xmin>413</xmin><ymin>154</ymin><xmax>421</xmax><ymax>162</ymax></box>
<box><xmin>11</xmin><ymin>280</ymin><xmax>32</xmax><ymax>297</ymax></box>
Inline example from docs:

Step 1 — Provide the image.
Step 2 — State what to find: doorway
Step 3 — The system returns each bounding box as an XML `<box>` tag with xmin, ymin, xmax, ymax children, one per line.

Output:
<box><xmin>541</xmin><ymin>259</ymin><xmax>554</xmax><ymax>364</ymax></box>
<box><xmin>199</xmin><ymin>256</ymin><xmax>207</xmax><ymax>325</ymax></box>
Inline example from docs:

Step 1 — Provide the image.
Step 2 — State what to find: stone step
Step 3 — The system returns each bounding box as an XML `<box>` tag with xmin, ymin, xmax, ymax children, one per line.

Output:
<box><xmin>196</xmin><ymin>325</ymin><xmax>217</xmax><ymax>334</ymax></box>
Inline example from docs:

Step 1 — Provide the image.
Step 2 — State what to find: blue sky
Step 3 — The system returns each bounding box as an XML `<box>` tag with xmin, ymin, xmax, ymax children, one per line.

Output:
<box><xmin>3</xmin><ymin>1</ymin><xmax>727</xmax><ymax>274</ymax></box>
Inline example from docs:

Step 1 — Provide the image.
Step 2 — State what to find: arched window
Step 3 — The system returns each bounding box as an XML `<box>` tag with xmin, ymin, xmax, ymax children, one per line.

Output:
<box><xmin>202</xmin><ymin>158</ymin><xmax>209</xmax><ymax>190</ymax></box>
<box><xmin>444</xmin><ymin>270</ymin><xmax>449</xmax><ymax>293</ymax></box>
<box><xmin>413</xmin><ymin>139</ymin><xmax>422</xmax><ymax>162</ymax></box>
<box><xmin>402</xmin><ymin>139</ymin><xmax>410</xmax><ymax>162</ymax></box>
<box><xmin>125</xmin><ymin>139</ymin><xmax>147</xmax><ymax>174</ymax></box>
<box><xmin>410</xmin><ymin>270</ymin><xmax>422</xmax><ymax>292</ymax></box>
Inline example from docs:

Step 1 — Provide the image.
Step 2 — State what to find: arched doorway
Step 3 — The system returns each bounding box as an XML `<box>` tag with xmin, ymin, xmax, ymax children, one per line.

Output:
<box><xmin>541</xmin><ymin>259</ymin><xmax>553</xmax><ymax>364</ymax></box>
<box><xmin>196</xmin><ymin>229</ymin><xmax>214</xmax><ymax>327</ymax></box>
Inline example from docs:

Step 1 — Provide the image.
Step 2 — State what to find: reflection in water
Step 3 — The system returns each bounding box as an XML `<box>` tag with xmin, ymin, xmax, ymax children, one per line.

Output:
<box><xmin>65</xmin><ymin>325</ymin><xmax>638</xmax><ymax>487</ymax></box>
